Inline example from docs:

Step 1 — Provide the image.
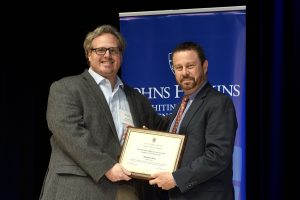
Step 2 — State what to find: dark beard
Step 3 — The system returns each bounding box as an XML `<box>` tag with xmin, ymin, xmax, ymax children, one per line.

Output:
<box><xmin>179</xmin><ymin>77</ymin><xmax>196</xmax><ymax>90</ymax></box>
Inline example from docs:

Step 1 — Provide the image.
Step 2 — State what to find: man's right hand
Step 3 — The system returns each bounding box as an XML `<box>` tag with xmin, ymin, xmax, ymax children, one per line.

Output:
<box><xmin>105</xmin><ymin>163</ymin><xmax>132</xmax><ymax>182</ymax></box>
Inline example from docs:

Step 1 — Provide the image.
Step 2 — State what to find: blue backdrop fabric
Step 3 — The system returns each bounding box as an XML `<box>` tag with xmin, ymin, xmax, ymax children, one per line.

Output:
<box><xmin>120</xmin><ymin>8</ymin><xmax>245</xmax><ymax>200</ymax></box>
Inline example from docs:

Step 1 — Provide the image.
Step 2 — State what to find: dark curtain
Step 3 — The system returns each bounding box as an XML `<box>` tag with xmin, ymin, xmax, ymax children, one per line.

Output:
<box><xmin>247</xmin><ymin>0</ymin><xmax>299</xmax><ymax>199</ymax></box>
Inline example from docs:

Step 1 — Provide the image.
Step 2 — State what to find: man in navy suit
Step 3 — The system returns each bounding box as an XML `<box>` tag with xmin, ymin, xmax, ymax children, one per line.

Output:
<box><xmin>150</xmin><ymin>41</ymin><xmax>237</xmax><ymax>200</ymax></box>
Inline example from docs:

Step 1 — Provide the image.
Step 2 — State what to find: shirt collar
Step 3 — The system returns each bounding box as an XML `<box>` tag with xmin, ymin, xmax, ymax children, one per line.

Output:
<box><xmin>88</xmin><ymin>67</ymin><xmax>124</xmax><ymax>89</ymax></box>
<box><xmin>188</xmin><ymin>80</ymin><xmax>207</xmax><ymax>100</ymax></box>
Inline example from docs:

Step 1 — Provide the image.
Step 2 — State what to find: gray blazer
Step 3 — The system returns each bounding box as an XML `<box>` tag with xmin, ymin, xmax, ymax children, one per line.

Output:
<box><xmin>168</xmin><ymin>82</ymin><xmax>238</xmax><ymax>200</ymax></box>
<box><xmin>39</xmin><ymin>70</ymin><xmax>167</xmax><ymax>200</ymax></box>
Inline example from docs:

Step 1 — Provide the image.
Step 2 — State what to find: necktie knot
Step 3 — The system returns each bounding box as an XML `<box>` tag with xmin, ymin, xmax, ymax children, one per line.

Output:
<box><xmin>182</xmin><ymin>95</ymin><xmax>189</xmax><ymax>102</ymax></box>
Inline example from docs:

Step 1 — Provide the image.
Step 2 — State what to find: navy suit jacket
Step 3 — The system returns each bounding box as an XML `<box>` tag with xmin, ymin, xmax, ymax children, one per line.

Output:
<box><xmin>168</xmin><ymin>82</ymin><xmax>237</xmax><ymax>200</ymax></box>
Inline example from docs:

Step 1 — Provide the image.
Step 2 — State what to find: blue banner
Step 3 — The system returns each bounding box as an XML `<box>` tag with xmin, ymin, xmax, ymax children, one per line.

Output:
<box><xmin>120</xmin><ymin>7</ymin><xmax>246</xmax><ymax>200</ymax></box>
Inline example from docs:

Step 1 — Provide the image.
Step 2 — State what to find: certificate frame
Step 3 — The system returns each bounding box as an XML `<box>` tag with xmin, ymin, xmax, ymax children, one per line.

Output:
<box><xmin>119</xmin><ymin>127</ymin><xmax>186</xmax><ymax>180</ymax></box>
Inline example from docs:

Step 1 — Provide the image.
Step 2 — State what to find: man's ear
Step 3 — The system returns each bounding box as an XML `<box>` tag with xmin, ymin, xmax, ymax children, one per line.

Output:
<box><xmin>203</xmin><ymin>60</ymin><xmax>208</xmax><ymax>75</ymax></box>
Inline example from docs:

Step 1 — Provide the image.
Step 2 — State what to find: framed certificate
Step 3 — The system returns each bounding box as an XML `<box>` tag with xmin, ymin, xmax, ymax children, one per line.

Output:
<box><xmin>119</xmin><ymin>127</ymin><xmax>186</xmax><ymax>180</ymax></box>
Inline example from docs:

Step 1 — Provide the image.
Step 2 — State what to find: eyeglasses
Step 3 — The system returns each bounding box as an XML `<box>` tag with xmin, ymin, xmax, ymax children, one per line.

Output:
<box><xmin>91</xmin><ymin>47</ymin><xmax>121</xmax><ymax>56</ymax></box>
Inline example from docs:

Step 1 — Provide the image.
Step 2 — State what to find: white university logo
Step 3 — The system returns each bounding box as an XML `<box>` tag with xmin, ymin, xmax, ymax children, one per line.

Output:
<box><xmin>168</xmin><ymin>52</ymin><xmax>175</xmax><ymax>75</ymax></box>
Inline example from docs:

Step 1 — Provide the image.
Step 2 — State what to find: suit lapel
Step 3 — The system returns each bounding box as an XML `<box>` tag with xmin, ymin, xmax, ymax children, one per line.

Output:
<box><xmin>123</xmin><ymin>85</ymin><xmax>141</xmax><ymax>128</ymax></box>
<box><xmin>178</xmin><ymin>83</ymin><xmax>211</xmax><ymax>135</ymax></box>
<box><xmin>80</xmin><ymin>70</ymin><xmax>119</xmax><ymax>141</ymax></box>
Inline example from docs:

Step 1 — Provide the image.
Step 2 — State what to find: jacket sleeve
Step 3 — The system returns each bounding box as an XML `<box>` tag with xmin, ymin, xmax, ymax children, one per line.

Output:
<box><xmin>173</xmin><ymin>95</ymin><xmax>237</xmax><ymax>192</ymax></box>
<box><xmin>46</xmin><ymin>79</ymin><xmax>117</xmax><ymax>183</ymax></box>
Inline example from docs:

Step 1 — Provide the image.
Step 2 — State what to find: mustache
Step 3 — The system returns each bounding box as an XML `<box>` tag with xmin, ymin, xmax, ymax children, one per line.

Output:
<box><xmin>180</xmin><ymin>76</ymin><xmax>194</xmax><ymax>82</ymax></box>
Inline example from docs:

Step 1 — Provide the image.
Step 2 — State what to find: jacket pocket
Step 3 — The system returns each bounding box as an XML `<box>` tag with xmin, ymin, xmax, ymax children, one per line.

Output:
<box><xmin>55</xmin><ymin>165</ymin><xmax>87</xmax><ymax>176</ymax></box>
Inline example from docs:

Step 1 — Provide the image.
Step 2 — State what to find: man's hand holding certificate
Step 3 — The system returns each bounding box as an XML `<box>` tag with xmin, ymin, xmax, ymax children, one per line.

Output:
<box><xmin>119</xmin><ymin>127</ymin><xmax>186</xmax><ymax>180</ymax></box>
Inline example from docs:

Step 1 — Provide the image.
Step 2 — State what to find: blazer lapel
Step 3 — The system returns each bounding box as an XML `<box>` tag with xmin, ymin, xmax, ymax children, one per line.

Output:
<box><xmin>178</xmin><ymin>83</ymin><xmax>211</xmax><ymax>135</ymax></box>
<box><xmin>123</xmin><ymin>85</ymin><xmax>141</xmax><ymax>128</ymax></box>
<box><xmin>81</xmin><ymin>70</ymin><xmax>119</xmax><ymax>141</ymax></box>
